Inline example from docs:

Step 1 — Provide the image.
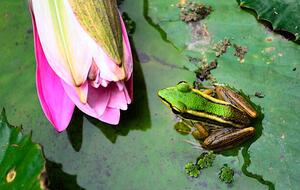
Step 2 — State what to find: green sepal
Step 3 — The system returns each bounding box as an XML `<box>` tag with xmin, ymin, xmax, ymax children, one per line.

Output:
<box><xmin>68</xmin><ymin>0</ymin><xmax>123</xmax><ymax>65</ymax></box>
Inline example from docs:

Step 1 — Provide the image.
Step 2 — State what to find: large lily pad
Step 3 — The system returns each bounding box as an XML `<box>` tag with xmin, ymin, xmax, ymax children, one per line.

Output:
<box><xmin>0</xmin><ymin>109</ymin><xmax>46</xmax><ymax>190</ymax></box>
<box><xmin>238</xmin><ymin>0</ymin><xmax>300</xmax><ymax>42</ymax></box>
<box><xmin>0</xmin><ymin>0</ymin><xmax>300</xmax><ymax>189</ymax></box>
<box><xmin>147</xmin><ymin>0</ymin><xmax>300</xmax><ymax>189</ymax></box>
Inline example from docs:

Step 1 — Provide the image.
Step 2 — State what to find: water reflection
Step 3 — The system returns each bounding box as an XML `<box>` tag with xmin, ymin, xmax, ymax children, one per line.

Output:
<box><xmin>67</xmin><ymin>108</ymin><xmax>84</xmax><ymax>152</ymax></box>
<box><xmin>46</xmin><ymin>159</ymin><xmax>85</xmax><ymax>190</ymax></box>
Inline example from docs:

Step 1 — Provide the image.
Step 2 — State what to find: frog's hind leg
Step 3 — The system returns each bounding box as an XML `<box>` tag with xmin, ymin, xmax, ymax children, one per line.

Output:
<box><xmin>202</xmin><ymin>127</ymin><xmax>255</xmax><ymax>151</ymax></box>
<box><xmin>215</xmin><ymin>86</ymin><xmax>257</xmax><ymax>118</ymax></box>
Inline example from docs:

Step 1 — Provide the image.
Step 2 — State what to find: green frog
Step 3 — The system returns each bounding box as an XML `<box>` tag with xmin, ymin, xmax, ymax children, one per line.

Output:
<box><xmin>157</xmin><ymin>81</ymin><xmax>258</xmax><ymax>151</ymax></box>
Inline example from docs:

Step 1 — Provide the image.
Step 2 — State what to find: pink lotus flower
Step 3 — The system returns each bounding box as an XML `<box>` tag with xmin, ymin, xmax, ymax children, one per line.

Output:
<box><xmin>29</xmin><ymin>0</ymin><xmax>133</xmax><ymax>132</ymax></box>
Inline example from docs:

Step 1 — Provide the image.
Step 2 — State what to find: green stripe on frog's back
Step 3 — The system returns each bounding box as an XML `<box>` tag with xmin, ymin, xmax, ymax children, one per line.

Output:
<box><xmin>158</xmin><ymin>85</ymin><xmax>251</xmax><ymax>128</ymax></box>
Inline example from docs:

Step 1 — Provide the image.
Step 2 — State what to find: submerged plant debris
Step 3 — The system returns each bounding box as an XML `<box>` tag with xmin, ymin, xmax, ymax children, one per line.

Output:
<box><xmin>219</xmin><ymin>164</ymin><xmax>234</xmax><ymax>184</ymax></box>
<box><xmin>255</xmin><ymin>92</ymin><xmax>265</xmax><ymax>98</ymax></box>
<box><xmin>187</xmin><ymin>38</ymin><xmax>250</xmax><ymax>88</ymax></box>
<box><xmin>234</xmin><ymin>44</ymin><xmax>248</xmax><ymax>63</ymax></box>
<box><xmin>212</xmin><ymin>38</ymin><xmax>231</xmax><ymax>57</ymax></box>
<box><xmin>195</xmin><ymin>59</ymin><xmax>218</xmax><ymax>82</ymax></box>
<box><xmin>178</xmin><ymin>2</ymin><xmax>212</xmax><ymax>23</ymax></box>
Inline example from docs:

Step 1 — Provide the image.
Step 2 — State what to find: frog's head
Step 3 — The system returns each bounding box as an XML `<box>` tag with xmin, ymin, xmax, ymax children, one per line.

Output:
<box><xmin>157</xmin><ymin>81</ymin><xmax>191</xmax><ymax>114</ymax></box>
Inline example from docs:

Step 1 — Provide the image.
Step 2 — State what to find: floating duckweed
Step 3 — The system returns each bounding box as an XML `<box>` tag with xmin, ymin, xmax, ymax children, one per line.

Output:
<box><xmin>219</xmin><ymin>164</ymin><xmax>234</xmax><ymax>184</ymax></box>
<box><xmin>184</xmin><ymin>151</ymin><xmax>216</xmax><ymax>178</ymax></box>
<box><xmin>185</xmin><ymin>162</ymin><xmax>200</xmax><ymax>177</ymax></box>
<box><xmin>196</xmin><ymin>151</ymin><xmax>216</xmax><ymax>169</ymax></box>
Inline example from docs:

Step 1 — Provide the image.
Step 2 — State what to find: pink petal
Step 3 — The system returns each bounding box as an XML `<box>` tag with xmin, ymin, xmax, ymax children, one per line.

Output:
<box><xmin>116</xmin><ymin>81</ymin><xmax>125</xmax><ymax>91</ymax></box>
<box><xmin>88</xmin><ymin>61</ymin><xmax>101</xmax><ymax>88</ymax></box>
<box><xmin>101</xmin><ymin>79</ymin><xmax>109</xmax><ymax>87</ymax></box>
<box><xmin>99</xmin><ymin>107</ymin><xmax>120</xmax><ymax>125</ymax></box>
<box><xmin>87</xmin><ymin>84</ymin><xmax>111</xmax><ymax>115</ymax></box>
<box><xmin>32</xmin><ymin>13</ymin><xmax>75</xmax><ymax>132</ymax></box>
<box><xmin>61</xmin><ymin>81</ymin><xmax>110</xmax><ymax>119</ymax></box>
<box><xmin>62</xmin><ymin>81</ymin><xmax>127</xmax><ymax>125</ymax></box>
<box><xmin>92</xmin><ymin>45</ymin><xmax>126</xmax><ymax>82</ymax></box>
<box><xmin>125</xmin><ymin>75</ymin><xmax>133</xmax><ymax>103</ymax></box>
<box><xmin>31</xmin><ymin>0</ymin><xmax>93</xmax><ymax>87</ymax></box>
<box><xmin>107</xmin><ymin>83</ymin><xmax>128</xmax><ymax>110</ymax></box>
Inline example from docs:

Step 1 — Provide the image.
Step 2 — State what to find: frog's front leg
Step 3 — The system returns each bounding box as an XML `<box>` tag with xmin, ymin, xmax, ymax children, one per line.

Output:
<box><xmin>202</xmin><ymin>127</ymin><xmax>255</xmax><ymax>151</ymax></box>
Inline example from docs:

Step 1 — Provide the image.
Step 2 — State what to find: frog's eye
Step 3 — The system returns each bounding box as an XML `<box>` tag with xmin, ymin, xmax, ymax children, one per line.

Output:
<box><xmin>172</xmin><ymin>101</ymin><xmax>187</xmax><ymax>114</ymax></box>
<box><xmin>176</xmin><ymin>81</ymin><xmax>191</xmax><ymax>92</ymax></box>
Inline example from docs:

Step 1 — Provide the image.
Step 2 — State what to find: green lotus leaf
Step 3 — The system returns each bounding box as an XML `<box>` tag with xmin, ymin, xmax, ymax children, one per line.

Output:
<box><xmin>238</xmin><ymin>0</ymin><xmax>300</xmax><ymax>42</ymax></box>
<box><xmin>147</xmin><ymin>0</ymin><xmax>300</xmax><ymax>189</ymax></box>
<box><xmin>0</xmin><ymin>109</ymin><xmax>46</xmax><ymax>190</ymax></box>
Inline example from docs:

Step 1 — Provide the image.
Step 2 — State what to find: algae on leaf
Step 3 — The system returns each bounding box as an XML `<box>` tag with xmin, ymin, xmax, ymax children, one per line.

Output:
<box><xmin>0</xmin><ymin>109</ymin><xmax>46</xmax><ymax>190</ymax></box>
<box><xmin>238</xmin><ymin>0</ymin><xmax>300</xmax><ymax>41</ymax></box>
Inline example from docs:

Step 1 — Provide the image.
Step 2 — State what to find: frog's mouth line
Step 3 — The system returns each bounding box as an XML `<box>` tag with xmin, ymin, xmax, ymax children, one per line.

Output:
<box><xmin>158</xmin><ymin>95</ymin><xmax>177</xmax><ymax>110</ymax></box>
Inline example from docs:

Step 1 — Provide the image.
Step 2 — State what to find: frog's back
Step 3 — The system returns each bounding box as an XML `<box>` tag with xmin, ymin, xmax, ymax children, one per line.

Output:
<box><xmin>158</xmin><ymin>83</ymin><xmax>251</xmax><ymax>128</ymax></box>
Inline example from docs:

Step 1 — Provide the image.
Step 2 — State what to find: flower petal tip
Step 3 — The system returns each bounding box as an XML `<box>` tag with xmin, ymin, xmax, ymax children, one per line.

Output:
<box><xmin>99</xmin><ymin>107</ymin><xmax>121</xmax><ymax>125</ymax></box>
